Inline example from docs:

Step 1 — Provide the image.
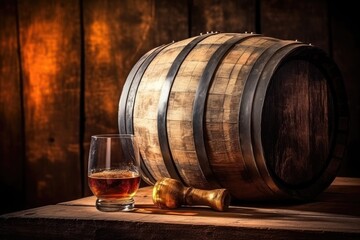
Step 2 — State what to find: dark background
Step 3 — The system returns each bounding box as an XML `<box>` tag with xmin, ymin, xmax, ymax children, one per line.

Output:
<box><xmin>0</xmin><ymin>0</ymin><xmax>359</xmax><ymax>214</ymax></box>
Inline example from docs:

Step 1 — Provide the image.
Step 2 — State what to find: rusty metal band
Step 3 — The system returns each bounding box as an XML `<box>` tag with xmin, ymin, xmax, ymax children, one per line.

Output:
<box><xmin>251</xmin><ymin>44</ymin><xmax>349</xmax><ymax>198</ymax></box>
<box><xmin>118</xmin><ymin>47</ymin><xmax>157</xmax><ymax>134</ymax></box>
<box><xmin>157</xmin><ymin>34</ymin><xmax>216</xmax><ymax>184</ymax></box>
<box><xmin>193</xmin><ymin>34</ymin><xmax>257</xmax><ymax>188</ymax></box>
<box><xmin>239</xmin><ymin>41</ymin><xmax>299</xmax><ymax>196</ymax></box>
<box><xmin>118</xmin><ymin>44</ymin><xmax>171</xmax><ymax>185</ymax></box>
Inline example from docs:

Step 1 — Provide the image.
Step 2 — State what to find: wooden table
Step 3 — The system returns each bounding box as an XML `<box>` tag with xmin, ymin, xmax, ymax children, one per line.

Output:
<box><xmin>1</xmin><ymin>177</ymin><xmax>359</xmax><ymax>240</ymax></box>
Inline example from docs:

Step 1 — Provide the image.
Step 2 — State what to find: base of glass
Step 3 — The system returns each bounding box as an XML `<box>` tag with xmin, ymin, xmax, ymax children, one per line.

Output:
<box><xmin>95</xmin><ymin>198</ymin><xmax>135</xmax><ymax>212</ymax></box>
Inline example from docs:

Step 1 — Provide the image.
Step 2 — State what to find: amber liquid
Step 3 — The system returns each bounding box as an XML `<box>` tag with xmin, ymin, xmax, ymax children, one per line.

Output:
<box><xmin>88</xmin><ymin>170</ymin><xmax>140</xmax><ymax>200</ymax></box>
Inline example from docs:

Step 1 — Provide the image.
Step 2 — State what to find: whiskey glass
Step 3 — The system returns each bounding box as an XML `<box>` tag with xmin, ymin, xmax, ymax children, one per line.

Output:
<box><xmin>88</xmin><ymin>134</ymin><xmax>141</xmax><ymax>212</ymax></box>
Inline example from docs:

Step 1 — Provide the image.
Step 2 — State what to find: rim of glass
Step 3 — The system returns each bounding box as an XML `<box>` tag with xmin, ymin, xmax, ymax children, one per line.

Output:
<box><xmin>91</xmin><ymin>134</ymin><xmax>135</xmax><ymax>139</ymax></box>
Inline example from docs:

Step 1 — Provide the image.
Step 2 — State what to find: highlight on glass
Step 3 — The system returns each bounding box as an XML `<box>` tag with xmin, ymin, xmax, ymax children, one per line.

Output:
<box><xmin>88</xmin><ymin>134</ymin><xmax>141</xmax><ymax>212</ymax></box>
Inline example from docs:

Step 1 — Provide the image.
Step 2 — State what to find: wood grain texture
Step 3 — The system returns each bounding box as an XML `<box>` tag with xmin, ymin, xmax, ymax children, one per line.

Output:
<box><xmin>168</xmin><ymin>34</ymin><xmax>234</xmax><ymax>188</ymax></box>
<box><xmin>0</xmin><ymin>0</ymin><xmax>358</xmax><ymax>215</ymax></box>
<box><xmin>128</xmin><ymin>33</ymin><xmax>347</xmax><ymax>200</ymax></box>
<box><xmin>206</xmin><ymin>36</ymin><xmax>277</xmax><ymax>198</ymax></box>
<box><xmin>134</xmin><ymin>39</ymin><xmax>194</xmax><ymax>181</ymax></box>
<box><xmin>261</xmin><ymin>0</ymin><xmax>329</xmax><ymax>52</ymax></box>
<box><xmin>18</xmin><ymin>0</ymin><xmax>81</xmax><ymax>207</ymax></box>
<box><xmin>262</xmin><ymin>60</ymin><xmax>329</xmax><ymax>185</ymax></box>
<box><xmin>83</xmin><ymin>0</ymin><xmax>188</xmax><ymax>195</ymax></box>
<box><xmin>191</xmin><ymin>0</ymin><xmax>256</xmax><ymax>36</ymax></box>
<box><xmin>1</xmin><ymin>177</ymin><xmax>359</xmax><ymax>240</ymax></box>
<box><xmin>0</xmin><ymin>0</ymin><xmax>25</xmax><ymax>214</ymax></box>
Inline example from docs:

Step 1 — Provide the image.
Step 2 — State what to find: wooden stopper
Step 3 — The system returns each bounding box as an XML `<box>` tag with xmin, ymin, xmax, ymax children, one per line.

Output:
<box><xmin>152</xmin><ymin>177</ymin><xmax>231</xmax><ymax>211</ymax></box>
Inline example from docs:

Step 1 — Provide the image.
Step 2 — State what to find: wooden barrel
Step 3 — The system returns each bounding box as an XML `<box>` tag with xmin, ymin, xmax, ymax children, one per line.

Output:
<box><xmin>118</xmin><ymin>33</ymin><xmax>348</xmax><ymax>201</ymax></box>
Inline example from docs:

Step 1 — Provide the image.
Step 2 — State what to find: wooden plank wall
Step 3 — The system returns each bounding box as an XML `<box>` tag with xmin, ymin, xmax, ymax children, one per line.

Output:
<box><xmin>17</xmin><ymin>0</ymin><xmax>82</xmax><ymax>212</ymax></box>
<box><xmin>0</xmin><ymin>0</ymin><xmax>359</xmax><ymax>214</ymax></box>
<box><xmin>0</xmin><ymin>0</ymin><xmax>25</xmax><ymax>214</ymax></box>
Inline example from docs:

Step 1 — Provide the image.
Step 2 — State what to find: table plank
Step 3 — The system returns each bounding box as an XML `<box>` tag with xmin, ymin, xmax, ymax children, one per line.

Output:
<box><xmin>1</xmin><ymin>177</ymin><xmax>359</xmax><ymax>240</ymax></box>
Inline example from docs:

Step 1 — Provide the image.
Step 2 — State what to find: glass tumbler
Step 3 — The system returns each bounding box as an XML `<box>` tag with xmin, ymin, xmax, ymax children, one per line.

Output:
<box><xmin>88</xmin><ymin>134</ymin><xmax>141</xmax><ymax>212</ymax></box>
